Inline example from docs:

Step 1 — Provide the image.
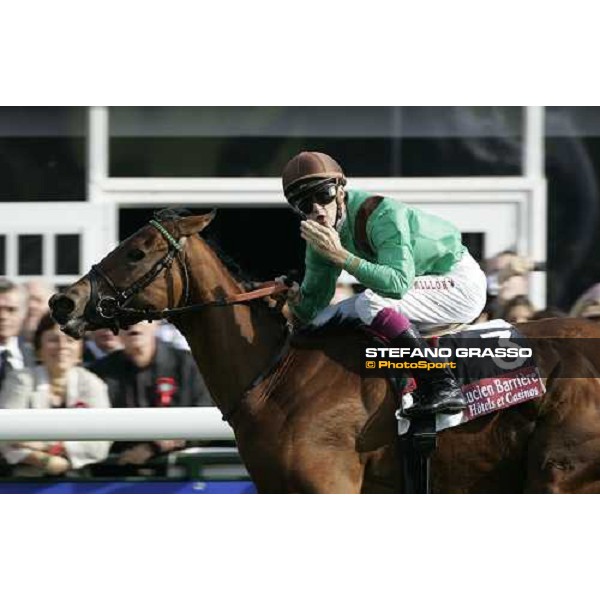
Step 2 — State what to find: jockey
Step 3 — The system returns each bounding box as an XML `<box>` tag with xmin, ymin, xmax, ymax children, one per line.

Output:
<box><xmin>282</xmin><ymin>151</ymin><xmax>487</xmax><ymax>417</ymax></box>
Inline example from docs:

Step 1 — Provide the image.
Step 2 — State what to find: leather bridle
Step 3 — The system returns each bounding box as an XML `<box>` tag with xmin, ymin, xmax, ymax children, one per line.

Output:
<box><xmin>83</xmin><ymin>217</ymin><xmax>290</xmax><ymax>334</ymax></box>
<box><xmin>84</xmin><ymin>219</ymin><xmax>189</xmax><ymax>333</ymax></box>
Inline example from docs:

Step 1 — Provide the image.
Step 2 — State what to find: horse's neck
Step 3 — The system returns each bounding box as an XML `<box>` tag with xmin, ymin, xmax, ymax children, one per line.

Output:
<box><xmin>175</xmin><ymin>242</ymin><xmax>285</xmax><ymax>417</ymax></box>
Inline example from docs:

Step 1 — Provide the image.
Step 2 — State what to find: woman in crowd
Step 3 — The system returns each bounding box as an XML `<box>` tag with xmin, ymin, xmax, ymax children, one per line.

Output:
<box><xmin>0</xmin><ymin>313</ymin><xmax>110</xmax><ymax>477</ymax></box>
<box><xmin>501</xmin><ymin>295</ymin><xmax>535</xmax><ymax>324</ymax></box>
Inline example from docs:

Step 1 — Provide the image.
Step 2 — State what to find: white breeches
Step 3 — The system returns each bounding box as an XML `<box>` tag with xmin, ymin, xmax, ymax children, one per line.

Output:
<box><xmin>355</xmin><ymin>252</ymin><xmax>487</xmax><ymax>327</ymax></box>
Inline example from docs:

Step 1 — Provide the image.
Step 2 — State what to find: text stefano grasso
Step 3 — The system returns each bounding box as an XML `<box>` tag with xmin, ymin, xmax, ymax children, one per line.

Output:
<box><xmin>364</xmin><ymin>347</ymin><xmax>533</xmax><ymax>359</ymax></box>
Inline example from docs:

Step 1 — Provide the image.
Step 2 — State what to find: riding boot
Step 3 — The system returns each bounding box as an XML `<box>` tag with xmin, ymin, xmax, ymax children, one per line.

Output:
<box><xmin>390</xmin><ymin>325</ymin><xmax>467</xmax><ymax>417</ymax></box>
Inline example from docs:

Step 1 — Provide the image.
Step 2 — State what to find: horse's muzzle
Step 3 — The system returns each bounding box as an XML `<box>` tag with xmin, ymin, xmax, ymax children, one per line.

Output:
<box><xmin>49</xmin><ymin>293</ymin><xmax>76</xmax><ymax>325</ymax></box>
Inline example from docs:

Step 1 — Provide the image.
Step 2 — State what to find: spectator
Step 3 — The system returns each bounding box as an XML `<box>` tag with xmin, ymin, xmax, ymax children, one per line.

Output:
<box><xmin>0</xmin><ymin>278</ymin><xmax>36</xmax><ymax>390</ymax></box>
<box><xmin>501</xmin><ymin>295</ymin><xmax>535</xmax><ymax>324</ymax></box>
<box><xmin>20</xmin><ymin>279</ymin><xmax>55</xmax><ymax>345</ymax></box>
<box><xmin>498</xmin><ymin>254</ymin><xmax>533</xmax><ymax>304</ymax></box>
<box><xmin>83</xmin><ymin>328</ymin><xmax>124</xmax><ymax>364</ymax></box>
<box><xmin>89</xmin><ymin>320</ymin><xmax>213</xmax><ymax>467</ymax></box>
<box><xmin>157</xmin><ymin>320</ymin><xmax>190</xmax><ymax>351</ymax></box>
<box><xmin>485</xmin><ymin>251</ymin><xmax>535</xmax><ymax>310</ymax></box>
<box><xmin>0</xmin><ymin>313</ymin><xmax>110</xmax><ymax>477</ymax></box>
<box><xmin>570</xmin><ymin>283</ymin><xmax>600</xmax><ymax>321</ymax></box>
<box><xmin>485</xmin><ymin>251</ymin><xmax>517</xmax><ymax>296</ymax></box>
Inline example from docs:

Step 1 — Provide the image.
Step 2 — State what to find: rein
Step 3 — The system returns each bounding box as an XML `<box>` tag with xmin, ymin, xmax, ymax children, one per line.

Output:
<box><xmin>117</xmin><ymin>280</ymin><xmax>291</xmax><ymax>322</ymax></box>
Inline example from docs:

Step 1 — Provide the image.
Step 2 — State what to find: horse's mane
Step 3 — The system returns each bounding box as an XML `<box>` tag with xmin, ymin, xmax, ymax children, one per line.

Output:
<box><xmin>154</xmin><ymin>207</ymin><xmax>256</xmax><ymax>286</ymax></box>
<box><xmin>154</xmin><ymin>207</ymin><xmax>191</xmax><ymax>222</ymax></box>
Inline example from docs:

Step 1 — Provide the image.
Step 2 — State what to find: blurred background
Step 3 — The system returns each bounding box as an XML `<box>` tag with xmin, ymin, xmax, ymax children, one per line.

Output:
<box><xmin>1</xmin><ymin>106</ymin><xmax>600</xmax><ymax>492</ymax></box>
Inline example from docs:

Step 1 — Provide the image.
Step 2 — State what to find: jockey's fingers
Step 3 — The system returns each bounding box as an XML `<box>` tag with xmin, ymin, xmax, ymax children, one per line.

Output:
<box><xmin>307</xmin><ymin>221</ymin><xmax>333</xmax><ymax>232</ymax></box>
<box><xmin>303</xmin><ymin>234</ymin><xmax>324</xmax><ymax>248</ymax></box>
<box><xmin>275</xmin><ymin>276</ymin><xmax>299</xmax><ymax>299</ymax></box>
<box><xmin>305</xmin><ymin>229</ymin><xmax>328</xmax><ymax>244</ymax></box>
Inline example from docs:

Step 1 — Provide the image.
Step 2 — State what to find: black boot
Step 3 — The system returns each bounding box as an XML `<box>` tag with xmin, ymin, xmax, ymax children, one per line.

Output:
<box><xmin>390</xmin><ymin>326</ymin><xmax>467</xmax><ymax>417</ymax></box>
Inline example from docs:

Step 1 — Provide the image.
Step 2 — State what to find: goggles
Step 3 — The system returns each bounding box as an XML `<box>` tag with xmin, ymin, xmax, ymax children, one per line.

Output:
<box><xmin>286</xmin><ymin>178</ymin><xmax>339</xmax><ymax>217</ymax></box>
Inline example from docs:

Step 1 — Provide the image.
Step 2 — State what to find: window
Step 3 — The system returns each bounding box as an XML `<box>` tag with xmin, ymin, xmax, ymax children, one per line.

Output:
<box><xmin>55</xmin><ymin>234</ymin><xmax>81</xmax><ymax>275</ymax></box>
<box><xmin>0</xmin><ymin>107</ymin><xmax>86</xmax><ymax>201</ymax></box>
<box><xmin>108</xmin><ymin>107</ymin><xmax>523</xmax><ymax>178</ymax></box>
<box><xmin>0</xmin><ymin>232</ymin><xmax>82</xmax><ymax>283</ymax></box>
<box><xmin>18</xmin><ymin>235</ymin><xmax>43</xmax><ymax>275</ymax></box>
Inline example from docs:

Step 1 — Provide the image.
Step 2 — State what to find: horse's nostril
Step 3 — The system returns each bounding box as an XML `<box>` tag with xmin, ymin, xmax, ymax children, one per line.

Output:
<box><xmin>50</xmin><ymin>294</ymin><xmax>76</xmax><ymax>324</ymax></box>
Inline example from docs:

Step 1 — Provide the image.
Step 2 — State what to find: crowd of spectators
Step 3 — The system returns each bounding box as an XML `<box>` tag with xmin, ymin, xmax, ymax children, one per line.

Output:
<box><xmin>0</xmin><ymin>277</ymin><xmax>214</xmax><ymax>479</ymax></box>
<box><xmin>1</xmin><ymin>254</ymin><xmax>600</xmax><ymax>479</ymax></box>
<box><xmin>473</xmin><ymin>250</ymin><xmax>600</xmax><ymax>324</ymax></box>
<box><xmin>0</xmin><ymin>312</ymin><xmax>110</xmax><ymax>476</ymax></box>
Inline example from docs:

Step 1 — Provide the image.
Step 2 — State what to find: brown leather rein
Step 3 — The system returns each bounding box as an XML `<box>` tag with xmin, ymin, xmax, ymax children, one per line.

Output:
<box><xmin>116</xmin><ymin>280</ymin><xmax>291</xmax><ymax>322</ymax></box>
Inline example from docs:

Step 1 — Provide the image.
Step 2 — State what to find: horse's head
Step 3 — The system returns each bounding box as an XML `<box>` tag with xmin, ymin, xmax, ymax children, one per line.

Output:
<box><xmin>49</xmin><ymin>209</ymin><xmax>216</xmax><ymax>339</ymax></box>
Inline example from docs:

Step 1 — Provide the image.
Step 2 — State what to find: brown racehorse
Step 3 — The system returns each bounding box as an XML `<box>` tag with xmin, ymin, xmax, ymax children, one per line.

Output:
<box><xmin>49</xmin><ymin>211</ymin><xmax>600</xmax><ymax>493</ymax></box>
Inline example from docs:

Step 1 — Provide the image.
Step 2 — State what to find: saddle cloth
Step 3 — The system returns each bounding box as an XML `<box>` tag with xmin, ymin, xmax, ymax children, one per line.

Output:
<box><xmin>396</xmin><ymin>319</ymin><xmax>546</xmax><ymax>435</ymax></box>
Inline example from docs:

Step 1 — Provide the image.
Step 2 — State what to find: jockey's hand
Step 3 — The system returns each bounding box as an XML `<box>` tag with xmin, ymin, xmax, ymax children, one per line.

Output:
<box><xmin>275</xmin><ymin>276</ymin><xmax>301</xmax><ymax>306</ymax></box>
<box><xmin>300</xmin><ymin>221</ymin><xmax>348</xmax><ymax>266</ymax></box>
<box><xmin>275</xmin><ymin>276</ymin><xmax>303</xmax><ymax>326</ymax></box>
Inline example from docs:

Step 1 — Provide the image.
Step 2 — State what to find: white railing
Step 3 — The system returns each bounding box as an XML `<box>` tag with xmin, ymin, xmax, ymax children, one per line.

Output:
<box><xmin>0</xmin><ymin>408</ymin><xmax>235</xmax><ymax>441</ymax></box>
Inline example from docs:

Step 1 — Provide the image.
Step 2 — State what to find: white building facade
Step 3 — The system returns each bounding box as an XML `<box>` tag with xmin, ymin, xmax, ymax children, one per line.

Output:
<box><xmin>0</xmin><ymin>107</ymin><xmax>547</xmax><ymax>307</ymax></box>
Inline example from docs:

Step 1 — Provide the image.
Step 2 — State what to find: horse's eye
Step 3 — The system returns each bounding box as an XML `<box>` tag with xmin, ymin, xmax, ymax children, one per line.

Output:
<box><xmin>128</xmin><ymin>249</ymin><xmax>145</xmax><ymax>262</ymax></box>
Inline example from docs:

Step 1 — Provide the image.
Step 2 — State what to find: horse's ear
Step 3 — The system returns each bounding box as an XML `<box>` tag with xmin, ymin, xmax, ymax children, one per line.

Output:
<box><xmin>178</xmin><ymin>210</ymin><xmax>217</xmax><ymax>235</ymax></box>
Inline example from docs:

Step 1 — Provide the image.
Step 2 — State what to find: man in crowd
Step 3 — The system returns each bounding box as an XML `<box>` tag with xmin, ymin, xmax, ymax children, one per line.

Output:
<box><xmin>0</xmin><ymin>279</ymin><xmax>36</xmax><ymax>390</ymax></box>
<box><xmin>89</xmin><ymin>320</ymin><xmax>213</xmax><ymax>468</ymax></box>
<box><xmin>83</xmin><ymin>328</ymin><xmax>124</xmax><ymax>364</ymax></box>
<box><xmin>484</xmin><ymin>251</ymin><xmax>536</xmax><ymax>318</ymax></box>
<box><xmin>20</xmin><ymin>279</ymin><xmax>55</xmax><ymax>345</ymax></box>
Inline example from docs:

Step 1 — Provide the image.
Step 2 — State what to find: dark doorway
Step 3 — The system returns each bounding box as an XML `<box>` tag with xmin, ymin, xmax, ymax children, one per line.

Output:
<box><xmin>119</xmin><ymin>207</ymin><xmax>307</xmax><ymax>282</ymax></box>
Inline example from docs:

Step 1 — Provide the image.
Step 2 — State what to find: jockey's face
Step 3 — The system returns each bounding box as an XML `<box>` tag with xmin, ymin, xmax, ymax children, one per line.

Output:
<box><xmin>287</xmin><ymin>178</ymin><xmax>346</xmax><ymax>226</ymax></box>
<box><xmin>306</xmin><ymin>186</ymin><xmax>345</xmax><ymax>227</ymax></box>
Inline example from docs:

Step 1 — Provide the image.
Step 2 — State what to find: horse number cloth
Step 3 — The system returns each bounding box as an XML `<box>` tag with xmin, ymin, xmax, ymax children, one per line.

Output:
<box><xmin>397</xmin><ymin>320</ymin><xmax>546</xmax><ymax>435</ymax></box>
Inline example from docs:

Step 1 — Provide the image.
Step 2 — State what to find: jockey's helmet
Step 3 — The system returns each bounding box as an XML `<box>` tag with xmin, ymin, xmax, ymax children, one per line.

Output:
<box><xmin>282</xmin><ymin>151</ymin><xmax>346</xmax><ymax>199</ymax></box>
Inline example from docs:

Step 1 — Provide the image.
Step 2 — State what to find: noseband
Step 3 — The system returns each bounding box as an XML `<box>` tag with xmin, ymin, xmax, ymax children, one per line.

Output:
<box><xmin>85</xmin><ymin>219</ymin><xmax>190</xmax><ymax>333</ymax></box>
